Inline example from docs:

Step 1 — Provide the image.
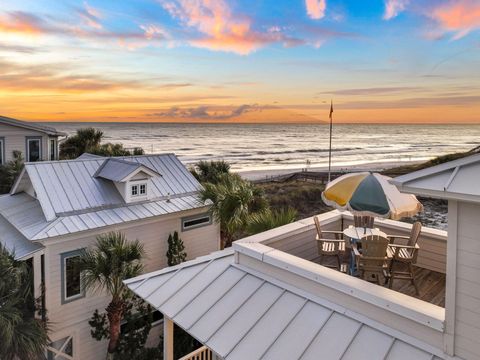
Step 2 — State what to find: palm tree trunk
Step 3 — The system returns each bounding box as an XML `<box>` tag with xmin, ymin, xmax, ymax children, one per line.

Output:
<box><xmin>106</xmin><ymin>299</ymin><xmax>124</xmax><ymax>354</ymax></box>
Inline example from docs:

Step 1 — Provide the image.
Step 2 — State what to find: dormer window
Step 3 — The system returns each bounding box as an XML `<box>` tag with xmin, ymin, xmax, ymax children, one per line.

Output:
<box><xmin>131</xmin><ymin>182</ymin><xmax>147</xmax><ymax>198</ymax></box>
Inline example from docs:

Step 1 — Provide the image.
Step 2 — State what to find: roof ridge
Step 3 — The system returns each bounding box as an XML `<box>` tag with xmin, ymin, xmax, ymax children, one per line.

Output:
<box><xmin>24</xmin><ymin>153</ymin><xmax>178</xmax><ymax>165</ymax></box>
<box><xmin>0</xmin><ymin>115</ymin><xmax>66</xmax><ymax>136</ymax></box>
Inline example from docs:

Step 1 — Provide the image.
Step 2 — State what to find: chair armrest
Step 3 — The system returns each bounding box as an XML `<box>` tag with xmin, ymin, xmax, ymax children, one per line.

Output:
<box><xmin>388</xmin><ymin>243</ymin><xmax>420</xmax><ymax>250</ymax></box>
<box><xmin>386</xmin><ymin>235</ymin><xmax>410</xmax><ymax>242</ymax></box>
<box><xmin>322</xmin><ymin>230</ymin><xmax>343</xmax><ymax>235</ymax></box>
<box><xmin>315</xmin><ymin>236</ymin><xmax>345</xmax><ymax>243</ymax></box>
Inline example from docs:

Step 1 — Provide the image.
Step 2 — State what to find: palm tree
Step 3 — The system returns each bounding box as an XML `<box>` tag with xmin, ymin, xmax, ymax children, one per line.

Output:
<box><xmin>191</xmin><ymin>160</ymin><xmax>231</xmax><ymax>184</ymax></box>
<box><xmin>0</xmin><ymin>245</ymin><xmax>49</xmax><ymax>360</ymax></box>
<box><xmin>80</xmin><ymin>232</ymin><xmax>145</xmax><ymax>356</ymax></box>
<box><xmin>59</xmin><ymin>127</ymin><xmax>104</xmax><ymax>159</ymax></box>
<box><xmin>246</xmin><ymin>208</ymin><xmax>297</xmax><ymax>235</ymax></box>
<box><xmin>200</xmin><ymin>173</ymin><xmax>267</xmax><ymax>248</ymax></box>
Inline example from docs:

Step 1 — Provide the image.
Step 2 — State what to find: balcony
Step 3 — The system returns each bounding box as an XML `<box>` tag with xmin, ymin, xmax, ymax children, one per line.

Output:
<box><xmin>240</xmin><ymin>210</ymin><xmax>447</xmax><ymax>307</ymax></box>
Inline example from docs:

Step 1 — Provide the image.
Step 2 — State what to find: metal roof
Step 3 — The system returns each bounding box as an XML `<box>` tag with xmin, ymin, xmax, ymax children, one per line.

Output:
<box><xmin>12</xmin><ymin>154</ymin><xmax>202</xmax><ymax>221</ymax></box>
<box><xmin>125</xmin><ymin>252</ymin><xmax>443</xmax><ymax>360</ymax></box>
<box><xmin>0</xmin><ymin>115</ymin><xmax>66</xmax><ymax>136</ymax></box>
<box><xmin>0</xmin><ymin>209</ymin><xmax>43</xmax><ymax>260</ymax></box>
<box><xmin>94</xmin><ymin>158</ymin><xmax>161</xmax><ymax>182</ymax></box>
<box><xmin>391</xmin><ymin>153</ymin><xmax>480</xmax><ymax>202</ymax></box>
<box><xmin>0</xmin><ymin>154</ymin><xmax>210</xmax><ymax>250</ymax></box>
<box><xmin>0</xmin><ymin>192</ymin><xmax>209</xmax><ymax>242</ymax></box>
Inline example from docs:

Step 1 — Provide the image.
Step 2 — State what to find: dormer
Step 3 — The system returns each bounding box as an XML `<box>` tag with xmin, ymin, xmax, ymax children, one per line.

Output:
<box><xmin>94</xmin><ymin>158</ymin><xmax>161</xmax><ymax>203</ymax></box>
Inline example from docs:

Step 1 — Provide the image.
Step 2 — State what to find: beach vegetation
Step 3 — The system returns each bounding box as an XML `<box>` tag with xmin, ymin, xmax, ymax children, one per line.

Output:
<box><xmin>80</xmin><ymin>231</ymin><xmax>145</xmax><ymax>357</ymax></box>
<box><xmin>59</xmin><ymin>127</ymin><xmax>144</xmax><ymax>159</ymax></box>
<box><xmin>0</xmin><ymin>245</ymin><xmax>49</xmax><ymax>360</ymax></box>
<box><xmin>246</xmin><ymin>207</ymin><xmax>298</xmax><ymax>235</ymax></box>
<box><xmin>190</xmin><ymin>160</ymin><xmax>230</xmax><ymax>184</ymax></box>
<box><xmin>199</xmin><ymin>172</ymin><xmax>267</xmax><ymax>248</ymax></box>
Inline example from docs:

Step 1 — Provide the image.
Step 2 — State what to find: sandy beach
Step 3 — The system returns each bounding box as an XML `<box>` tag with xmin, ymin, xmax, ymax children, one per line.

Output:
<box><xmin>237</xmin><ymin>160</ymin><xmax>423</xmax><ymax>181</ymax></box>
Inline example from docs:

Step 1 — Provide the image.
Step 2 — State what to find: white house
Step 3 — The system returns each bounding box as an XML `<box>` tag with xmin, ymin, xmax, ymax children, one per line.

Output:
<box><xmin>0</xmin><ymin>115</ymin><xmax>66</xmax><ymax>164</ymax></box>
<box><xmin>126</xmin><ymin>154</ymin><xmax>480</xmax><ymax>360</ymax></box>
<box><xmin>0</xmin><ymin>153</ymin><xmax>220</xmax><ymax>360</ymax></box>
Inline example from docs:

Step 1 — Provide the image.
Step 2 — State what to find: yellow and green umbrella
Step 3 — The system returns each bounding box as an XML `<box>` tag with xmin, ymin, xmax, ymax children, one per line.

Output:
<box><xmin>321</xmin><ymin>172</ymin><xmax>423</xmax><ymax>220</ymax></box>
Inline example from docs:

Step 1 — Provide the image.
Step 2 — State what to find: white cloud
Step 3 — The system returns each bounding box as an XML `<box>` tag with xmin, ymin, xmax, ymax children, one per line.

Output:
<box><xmin>383</xmin><ymin>0</ymin><xmax>410</xmax><ymax>20</ymax></box>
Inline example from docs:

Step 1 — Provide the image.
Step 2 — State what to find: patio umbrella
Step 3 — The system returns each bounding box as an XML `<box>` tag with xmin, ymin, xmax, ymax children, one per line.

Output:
<box><xmin>321</xmin><ymin>172</ymin><xmax>423</xmax><ymax>220</ymax></box>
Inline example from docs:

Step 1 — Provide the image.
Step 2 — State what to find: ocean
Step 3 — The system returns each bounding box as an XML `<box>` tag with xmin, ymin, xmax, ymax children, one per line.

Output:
<box><xmin>47</xmin><ymin>123</ymin><xmax>480</xmax><ymax>173</ymax></box>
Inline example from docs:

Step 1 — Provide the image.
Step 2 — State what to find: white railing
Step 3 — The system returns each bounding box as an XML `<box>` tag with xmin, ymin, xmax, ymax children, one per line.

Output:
<box><xmin>179</xmin><ymin>345</ymin><xmax>213</xmax><ymax>360</ymax></box>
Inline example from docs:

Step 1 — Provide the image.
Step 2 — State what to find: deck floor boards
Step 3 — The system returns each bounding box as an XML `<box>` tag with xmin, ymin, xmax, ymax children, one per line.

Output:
<box><xmin>314</xmin><ymin>255</ymin><xmax>446</xmax><ymax>307</ymax></box>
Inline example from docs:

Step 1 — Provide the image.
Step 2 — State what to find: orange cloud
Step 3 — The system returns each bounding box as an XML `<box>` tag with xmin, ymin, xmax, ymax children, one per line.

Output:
<box><xmin>305</xmin><ymin>0</ymin><xmax>326</xmax><ymax>20</ymax></box>
<box><xmin>160</xmin><ymin>0</ymin><xmax>299</xmax><ymax>54</ymax></box>
<box><xmin>430</xmin><ymin>0</ymin><xmax>480</xmax><ymax>40</ymax></box>
<box><xmin>0</xmin><ymin>11</ymin><xmax>44</xmax><ymax>35</ymax></box>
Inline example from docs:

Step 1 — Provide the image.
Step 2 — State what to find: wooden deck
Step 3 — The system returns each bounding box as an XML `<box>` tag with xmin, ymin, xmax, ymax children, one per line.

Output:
<box><xmin>315</xmin><ymin>256</ymin><xmax>446</xmax><ymax>307</ymax></box>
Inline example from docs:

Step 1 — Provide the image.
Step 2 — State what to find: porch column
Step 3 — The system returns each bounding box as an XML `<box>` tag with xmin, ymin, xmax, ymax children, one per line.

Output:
<box><xmin>163</xmin><ymin>316</ymin><xmax>174</xmax><ymax>360</ymax></box>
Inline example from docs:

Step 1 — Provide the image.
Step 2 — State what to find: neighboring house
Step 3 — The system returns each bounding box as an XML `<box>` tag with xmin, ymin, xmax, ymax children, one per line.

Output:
<box><xmin>0</xmin><ymin>115</ymin><xmax>66</xmax><ymax>164</ymax></box>
<box><xmin>126</xmin><ymin>154</ymin><xmax>480</xmax><ymax>359</ymax></box>
<box><xmin>0</xmin><ymin>154</ymin><xmax>220</xmax><ymax>360</ymax></box>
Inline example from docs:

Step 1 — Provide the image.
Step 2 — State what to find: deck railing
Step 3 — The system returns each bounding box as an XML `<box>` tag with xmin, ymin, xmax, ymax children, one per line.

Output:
<box><xmin>179</xmin><ymin>345</ymin><xmax>213</xmax><ymax>360</ymax></box>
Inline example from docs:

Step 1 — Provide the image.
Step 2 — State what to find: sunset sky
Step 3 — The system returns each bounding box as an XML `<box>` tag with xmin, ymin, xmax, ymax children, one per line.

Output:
<box><xmin>0</xmin><ymin>0</ymin><xmax>479</xmax><ymax>123</ymax></box>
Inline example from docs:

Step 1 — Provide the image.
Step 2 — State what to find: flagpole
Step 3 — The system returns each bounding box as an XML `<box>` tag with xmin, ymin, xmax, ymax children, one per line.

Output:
<box><xmin>328</xmin><ymin>99</ymin><xmax>333</xmax><ymax>183</ymax></box>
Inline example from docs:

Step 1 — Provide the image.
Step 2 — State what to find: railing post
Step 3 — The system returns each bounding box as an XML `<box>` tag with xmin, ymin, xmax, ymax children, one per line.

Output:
<box><xmin>164</xmin><ymin>316</ymin><xmax>174</xmax><ymax>360</ymax></box>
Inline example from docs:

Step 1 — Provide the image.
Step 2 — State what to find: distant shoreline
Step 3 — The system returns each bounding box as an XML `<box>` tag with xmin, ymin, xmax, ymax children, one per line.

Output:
<box><xmin>236</xmin><ymin>160</ymin><xmax>423</xmax><ymax>181</ymax></box>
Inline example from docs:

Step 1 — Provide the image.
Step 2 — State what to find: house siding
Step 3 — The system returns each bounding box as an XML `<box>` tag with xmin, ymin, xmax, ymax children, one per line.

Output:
<box><xmin>44</xmin><ymin>208</ymin><xmax>220</xmax><ymax>360</ymax></box>
<box><xmin>454</xmin><ymin>201</ymin><xmax>480</xmax><ymax>359</ymax></box>
<box><xmin>0</xmin><ymin>122</ymin><xmax>55</xmax><ymax>162</ymax></box>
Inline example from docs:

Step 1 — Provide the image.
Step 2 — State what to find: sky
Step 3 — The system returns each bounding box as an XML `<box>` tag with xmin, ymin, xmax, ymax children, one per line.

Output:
<box><xmin>0</xmin><ymin>0</ymin><xmax>479</xmax><ymax>123</ymax></box>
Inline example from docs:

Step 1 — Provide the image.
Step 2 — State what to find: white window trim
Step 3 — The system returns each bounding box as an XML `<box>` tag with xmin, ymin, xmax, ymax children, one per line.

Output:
<box><xmin>26</xmin><ymin>137</ymin><xmax>42</xmax><ymax>162</ymax></box>
<box><xmin>182</xmin><ymin>212</ymin><xmax>212</xmax><ymax>231</ymax></box>
<box><xmin>128</xmin><ymin>180</ymin><xmax>148</xmax><ymax>202</ymax></box>
<box><xmin>49</xmin><ymin>138</ymin><xmax>57</xmax><ymax>161</ymax></box>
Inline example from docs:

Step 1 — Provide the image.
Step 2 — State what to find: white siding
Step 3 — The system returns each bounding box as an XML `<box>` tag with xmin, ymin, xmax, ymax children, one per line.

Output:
<box><xmin>44</xmin><ymin>209</ymin><xmax>220</xmax><ymax>360</ymax></box>
<box><xmin>0</xmin><ymin>122</ymin><xmax>54</xmax><ymax>162</ymax></box>
<box><xmin>453</xmin><ymin>201</ymin><xmax>480</xmax><ymax>359</ymax></box>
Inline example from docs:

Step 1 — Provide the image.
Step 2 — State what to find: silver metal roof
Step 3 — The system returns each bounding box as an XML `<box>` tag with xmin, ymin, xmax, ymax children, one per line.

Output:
<box><xmin>94</xmin><ymin>158</ymin><xmax>160</xmax><ymax>182</ymax></box>
<box><xmin>391</xmin><ymin>153</ymin><xmax>480</xmax><ymax>202</ymax></box>
<box><xmin>0</xmin><ymin>154</ymin><xmax>210</xmax><ymax>248</ymax></box>
<box><xmin>125</xmin><ymin>252</ymin><xmax>443</xmax><ymax>360</ymax></box>
<box><xmin>0</xmin><ymin>210</ymin><xmax>43</xmax><ymax>260</ymax></box>
<box><xmin>0</xmin><ymin>192</ymin><xmax>209</xmax><ymax>242</ymax></box>
<box><xmin>0</xmin><ymin>115</ymin><xmax>66</xmax><ymax>136</ymax></box>
<box><xmin>12</xmin><ymin>154</ymin><xmax>202</xmax><ymax>221</ymax></box>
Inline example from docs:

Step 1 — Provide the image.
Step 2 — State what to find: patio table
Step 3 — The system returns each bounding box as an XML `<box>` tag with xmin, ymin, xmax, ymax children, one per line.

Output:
<box><xmin>343</xmin><ymin>226</ymin><xmax>387</xmax><ymax>275</ymax></box>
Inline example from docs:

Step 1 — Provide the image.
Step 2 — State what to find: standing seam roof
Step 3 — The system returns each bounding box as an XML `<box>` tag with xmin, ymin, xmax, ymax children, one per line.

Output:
<box><xmin>125</xmin><ymin>253</ymin><xmax>443</xmax><ymax>360</ymax></box>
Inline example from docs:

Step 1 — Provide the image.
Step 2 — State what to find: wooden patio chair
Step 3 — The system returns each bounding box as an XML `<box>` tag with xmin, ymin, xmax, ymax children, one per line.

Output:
<box><xmin>353</xmin><ymin>235</ymin><xmax>390</xmax><ymax>285</ymax></box>
<box><xmin>314</xmin><ymin>216</ymin><xmax>346</xmax><ymax>271</ymax></box>
<box><xmin>386</xmin><ymin>221</ymin><xmax>422</xmax><ymax>294</ymax></box>
<box><xmin>354</xmin><ymin>215</ymin><xmax>375</xmax><ymax>229</ymax></box>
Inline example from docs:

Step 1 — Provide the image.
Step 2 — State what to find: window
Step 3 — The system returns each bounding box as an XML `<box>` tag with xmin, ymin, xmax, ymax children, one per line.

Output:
<box><xmin>61</xmin><ymin>250</ymin><xmax>84</xmax><ymax>303</ymax></box>
<box><xmin>182</xmin><ymin>213</ymin><xmax>212</xmax><ymax>231</ymax></box>
<box><xmin>131</xmin><ymin>185</ymin><xmax>138</xmax><ymax>196</ymax></box>
<box><xmin>130</xmin><ymin>182</ymin><xmax>147</xmax><ymax>198</ymax></box>
<box><xmin>0</xmin><ymin>137</ymin><xmax>4</xmax><ymax>165</ymax></box>
<box><xmin>47</xmin><ymin>336</ymin><xmax>73</xmax><ymax>360</ymax></box>
<box><xmin>26</xmin><ymin>137</ymin><xmax>41</xmax><ymax>162</ymax></box>
<box><xmin>49</xmin><ymin>139</ymin><xmax>56</xmax><ymax>160</ymax></box>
